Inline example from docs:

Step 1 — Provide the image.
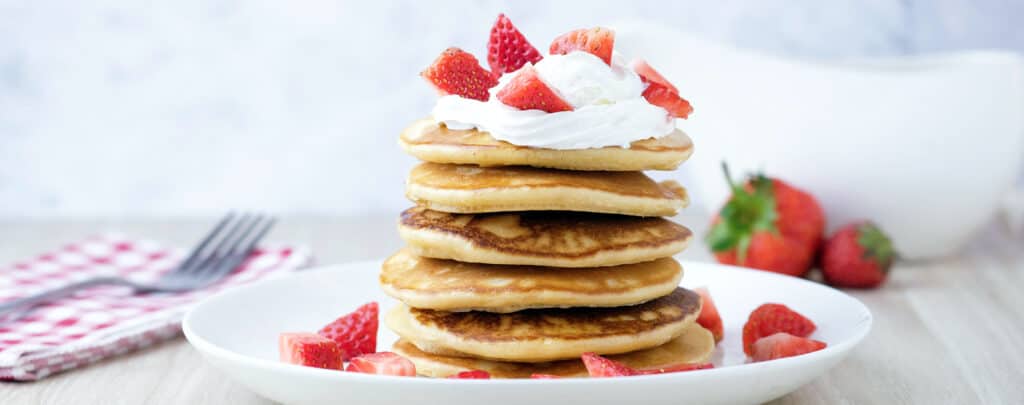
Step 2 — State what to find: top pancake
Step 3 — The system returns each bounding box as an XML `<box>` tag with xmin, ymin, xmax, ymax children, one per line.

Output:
<box><xmin>399</xmin><ymin>119</ymin><xmax>694</xmax><ymax>171</ymax></box>
<box><xmin>406</xmin><ymin>162</ymin><xmax>689</xmax><ymax>216</ymax></box>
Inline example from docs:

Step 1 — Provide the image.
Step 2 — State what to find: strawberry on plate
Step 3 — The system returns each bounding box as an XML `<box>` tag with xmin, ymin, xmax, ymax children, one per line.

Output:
<box><xmin>549</xmin><ymin>27</ymin><xmax>615</xmax><ymax>65</ymax></box>
<box><xmin>821</xmin><ymin>221</ymin><xmax>895</xmax><ymax>288</ymax></box>
<box><xmin>487</xmin><ymin>13</ymin><xmax>543</xmax><ymax>76</ymax></box>
<box><xmin>530</xmin><ymin>374</ymin><xmax>561</xmax><ymax>379</ymax></box>
<box><xmin>278</xmin><ymin>332</ymin><xmax>343</xmax><ymax>370</ymax></box>
<box><xmin>346</xmin><ymin>352</ymin><xmax>416</xmax><ymax>376</ymax></box>
<box><xmin>750</xmin><ymin>332</ymin><xmax>827</xmax><ymax>362</ymax></box>
<box><xmin>496</xmin><ymin>65</ymin><xmax>573</xmax><ymax>113</ymax></box>
<box><xmin>448</xmin><ymin>370</ymin><xmax>491</xmax><ymax>379</ymax></box>
<box><xmin>318</xmin><ymin>302</ymin><xmax>378</xmax><ymax>361</ymax></box>
<box><xmin>582</xmin><ymin>352</ymin><xmax>712</xmax><ymax>377</ymax></box>
<box><xmin>422</xmin><ymin>47</ymin><xmax>499</xmax><ymax>101</ymax></box>
<box><xmin>636</xmin><ymin>362</ymin><xmax>714</xmax><ymax>374</ymax></box>
<box><xmin>742</xmin><ymin>303</ymin><xmax>816</xmax><ymax>356</ymax></box>
<box><xmin>694</xmin><ymin>287</ymin><xmax>724</xmax><ymax>343</ymax></box>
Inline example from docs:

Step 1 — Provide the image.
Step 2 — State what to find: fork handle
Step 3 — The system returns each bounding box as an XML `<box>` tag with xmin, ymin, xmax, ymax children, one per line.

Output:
<box><xmin>0</xmin><ymin>277</ymin><xmax>135</xmax><ymax>320</ymax></box>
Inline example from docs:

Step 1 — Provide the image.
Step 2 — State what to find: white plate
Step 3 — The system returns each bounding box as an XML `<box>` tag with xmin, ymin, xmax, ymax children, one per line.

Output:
<box><xmin>183</xmin><ymin>260</ymin><xmax>871</xmax><ymax>405</ymax></box>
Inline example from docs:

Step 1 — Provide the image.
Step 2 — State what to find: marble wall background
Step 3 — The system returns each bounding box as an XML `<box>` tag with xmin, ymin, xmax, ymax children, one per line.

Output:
<box><xmin>1</xmin><ymin>0</ymin><xmax>1022</xmax><ymax>218</ymax></box>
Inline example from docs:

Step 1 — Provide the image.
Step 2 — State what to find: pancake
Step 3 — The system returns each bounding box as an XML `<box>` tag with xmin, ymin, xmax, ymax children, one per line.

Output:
<box><xmin>398</xmin><ymin>207</ymin><xmax>693</xmax><ymax>268</ymax></box>
<box><xmin>406</xmin><ymin>162</ymin><xmax>689</xmax><ymax>217</ymax></box>
<box><xmin>380</xmin><ymin>249</ymin><xmax>684</xmax><ymax>312</ymax></box>
<box><xmin>384</xmin><ymin>288</ymin><xmax>701</xmax><ymax>362</ymax></box>
<box><xmin>392</xmin><ymin>323</ymin><xmax>715</xmax><ymax>378</ymax></box>
<box><xmin>399</xmin><ymin>120</ymin><xmax>694</xmax><ymax>171</ymax></box>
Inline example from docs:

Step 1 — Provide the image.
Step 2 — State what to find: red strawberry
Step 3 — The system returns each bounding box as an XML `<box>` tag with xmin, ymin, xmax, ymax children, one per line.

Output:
<box><xmin>706</xmin><ymin>163</ymin><xmax>825</xmax><ymax>277</ymax></box>
<box><xmin>530</xmin><ymin>374</ymin><xmax>561</xmax><ymax>379</ymax></box>
<box><xmin>636</xmin><ymin>363</ymin><xmax>714</xmax><ymax>374</ymax></box>
<box><xmin>694</xmin><ymin>287</ymin><xmax>724</xmax><ymax>343</ymax></box>
<box><xmin>742</xmin><ymin>303</ymin><xmax>816</xmax><ymax>356</ymax></box>
<box><xmin>631</xmin><ymin>59</ymin><xmax>678</xmax><ymax>94</ymax></box>
<box><xmin>278</xmin><ymin>332</ymin><xmax>343</xmax><ymax>370</ymax></box>
<box><xmin>496</xmin><ymin>65</ymin><xmax>573</xmax><ymax>113</ymax></box>
<box><xmin>642</xmin><ymin>83</ymin><xmax>694</xmax><ymax>119</ymax></box>
<box><xmin>318</xmin><ymin>302</ymin><xmax>378</xmax><ymax>361</ymax></box>
<box><xmin>581</xmin><ymin>352</ymin><xmax>638</xmax><ymax>377</ymax></box>
<box><xmin>549</xmin><ymin>27</ymin><xmax>615</xmax><ymax>65</ymax></box>
<box><xmin>487</xmin><ymin>13</ymin><xmax>543</xmax><ymax>76</ymax></box>
<box><xmin>346</xmin><ymin>352</ymin><xmax>416</xmax><ymax>376</ymax></box>
<box><xmin>421</xmin><ymin>48</ymin><xmax>498</xmax><ymax>101</ymax></box>
<box><xmin>821</xmin><ymin>221</ymin><xmax>895</xmax><ymax>288</ymax></box>
<box><xmin>448</xmin><ymin>370</ymin><xmax>491</xmax><ymax>379</ymax></box>
<box><xmin>750</xmin><ymin>332</ymin><xmax>827</xmax><ymax>362</ymax></box>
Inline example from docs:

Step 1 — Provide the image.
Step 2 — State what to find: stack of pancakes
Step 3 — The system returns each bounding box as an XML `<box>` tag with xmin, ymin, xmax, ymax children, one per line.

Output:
<box><xmin>380</xmin><ymin>119</ymin><xmax>713</xmax><ymax>378</ymax></box>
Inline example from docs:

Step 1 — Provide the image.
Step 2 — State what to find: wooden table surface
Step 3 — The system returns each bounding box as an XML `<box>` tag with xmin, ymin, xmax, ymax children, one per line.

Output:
<box><xmin>1</xmin><ymin>215</ymin><xmax>1022</xmax><ymax>404</ymax></box>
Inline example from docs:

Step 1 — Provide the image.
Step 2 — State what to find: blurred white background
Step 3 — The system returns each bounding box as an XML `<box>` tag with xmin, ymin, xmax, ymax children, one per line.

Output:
<box><xmin>1</xmin><ymin>0</ymin><xmax>1022</xmax><ymax>218</ymax></box>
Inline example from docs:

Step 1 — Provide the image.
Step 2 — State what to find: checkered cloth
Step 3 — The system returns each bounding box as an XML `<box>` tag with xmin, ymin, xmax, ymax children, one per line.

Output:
<box><xmin>0</xmin><ymin>233</ymin><xmax>312</xmax><ymax>380</ymax></box>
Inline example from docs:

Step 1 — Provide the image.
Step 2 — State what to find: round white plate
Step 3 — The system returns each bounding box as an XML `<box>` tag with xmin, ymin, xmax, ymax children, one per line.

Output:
<box><xmin>183</xmin><ymin>260</ymin><xmax>871</xmax><ymax>405</ymax></box>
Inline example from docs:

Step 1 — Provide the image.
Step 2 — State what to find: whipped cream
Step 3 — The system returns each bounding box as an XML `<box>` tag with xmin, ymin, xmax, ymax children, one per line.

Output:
<box><xmin>431</xmin><ymin>51</ymin><xmax>675</xmax><ymax>150</ymax></box>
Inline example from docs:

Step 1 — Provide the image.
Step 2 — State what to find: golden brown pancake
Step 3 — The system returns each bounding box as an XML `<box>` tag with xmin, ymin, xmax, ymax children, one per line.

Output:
<box><xmin>392</xmin><ymin>323</ymin><xmax>715</xmax><ymax>378</ymax></box>
<box><xmin>380</xmin><ymin>249</ymin><xmax>683</xmax><ymax>312</ymax></box>
<box><xmin>397</xmin><ymin>207</ymin><xmax>693</xmax><ymax>268</ymax></box>
<box><xmin>399</xmin><ymin>120</ymin><xmax>694</xmax><ymax>171</ymax></box>
<box><xmin>385</xmin><ymin>288</ymin><xmax>702</xmax><ymax>362</ymax></box>
<box><xmin>406</xmin><ymin>162</ymin><xmax>689</xmax><ymax>217</ymax></box>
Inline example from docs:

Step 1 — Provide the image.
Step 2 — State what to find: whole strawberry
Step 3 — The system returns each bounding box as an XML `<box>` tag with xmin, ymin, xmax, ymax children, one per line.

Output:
<box><xmin>821</xmin><ymin>221</ymin><xmax>895</xmax><ymax>288</ymax></box>
<box><xmin>706</xmin><ymin>164</ymin><xmax>825</xmax><ymax>277</ymax></box>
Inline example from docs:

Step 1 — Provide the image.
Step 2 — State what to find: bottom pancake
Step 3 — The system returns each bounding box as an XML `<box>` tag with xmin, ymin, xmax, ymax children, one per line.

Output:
<box><xmin>393</xmin><ymin>323</ymin><xmax>715</xmax><ymax>378</ymax></box>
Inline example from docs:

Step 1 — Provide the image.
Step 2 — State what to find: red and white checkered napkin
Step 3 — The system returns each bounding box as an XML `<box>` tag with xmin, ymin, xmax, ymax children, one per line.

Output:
<box><xmin>0</xmin><ymin>233</ymin><xmax>312</xmax><ymax>381</ymax></box>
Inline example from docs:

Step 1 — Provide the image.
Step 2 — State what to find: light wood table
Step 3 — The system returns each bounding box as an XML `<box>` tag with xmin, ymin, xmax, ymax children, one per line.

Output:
<box><xmin>1</xmin><ymin>215</ymin><xmax>1021</xmax><ymax>404</ymax></box>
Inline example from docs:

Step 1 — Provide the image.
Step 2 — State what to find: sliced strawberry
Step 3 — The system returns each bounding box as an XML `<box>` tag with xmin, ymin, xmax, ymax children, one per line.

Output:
<box><xmin>549</xmin><ymin>27</ymin><xmax>615</xmax><ymax>65</ymax></box>
<box><xmin>487</xmin><ymin>13</ymin><xmax>543</xmax><ymax>76</ymax></box>
<box><xmin>642</xmin><ymin>83</ymin><xmax>693</xmax><ymax>119</ymax></box>
<box><xmin>421</xmin><ymin>48</ymin><xmax>499</xmax><ymax>101</ymax></box>
<box><xmin>581</xmin><ymin>352</ymin><xmax>638</xmax><ymax>377</ymax></box>
<box><xmin>631</xmin><ymin>59</ymin><xmax>678</xmax><ymax>94</ymax></box>
<box><xmin>751</xmin><ymin>332</ymin><xmax>827</xmax><ymax>362</ymax></box>
<box><xmin>636</xmin><ymin>362</ymin><xmax>714</xmax><ymax>374</ymax></box>
<box><xmin>447</xmin><ymin>370</ymin><xmax>491</xmax><ymax>379</ymax></box>
<box><xmin>346</xmin><ymin>352</ymin><xmax>416</xmax><ymax>376</ymax></box>
<box><xmin>278</xmin><ymin>332</ymin><xmax>343</xmax><ymax>370</ymax></box>
<box><xmin>530</xmin><ymin>374</ymin><xmax>561</xmax><ymax>379</ymax></box>
<box><xmin>496</xmin><ymin>65</ymin><xmax>573</xmax><ymax>113</ymax></box>
<box><xmin>742</xmin><ymin>303</ymin><xmax>817</xmax><ymax>356</ymax></box>
<box><xmin>318</xmin><ymin>302</ymin><xmax>378</xmax><ymax>361</ymax></box>
<box><xmin>694</xmin><ymin>287</ymin><xmax>724</xmax><ymax>343</ymax></box>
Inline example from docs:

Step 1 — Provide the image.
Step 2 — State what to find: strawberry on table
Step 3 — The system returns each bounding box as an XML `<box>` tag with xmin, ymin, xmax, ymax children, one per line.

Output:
<box><xmin>694</xmin><ymin>287</ymin><xmax>724</xmax><ymax>343</ymax></box>
<box><xmin>549</xmin><ymin>27</ymin><xmax>615</xmax><ymax>65</ymax></box>
<box><xmin>487</xmin><ymin>13</ymin><xmax>543</xmax><ymax>76</ymax></box>
<box><xmin>278</xmin><ymin>332</ymin><xmax>343</xmax><ymax>370</ymax></box>
<box><xmin>422</xmin><ymin>47</ymin><xmax>499</xmax><ymax>101</ymax></box>
<box><xmin>496</xmin><ymin>65</ymin><xmax>573</xmax><ymax>113</ymax></box>
<box><xmin>750</xmin><ymin>332</ymin><xmax>827</xmax><ymax>362</ymax></box>
<box><xmin>706</xmin><ymin>163</ymin><xmax>825</xmax><ymax>277</ymax></box>
<box><xmin>318</xmin><ymin>302</ymin><xmax>378</xmax><ymax>361</ymax></box>
<box><xmin>448</xmin><ymin>370</ymin><xmax>491</xmax><ymax>379</ymax></box>
<box><xmin>821</xmin><ymin>221</ymin><xmax>895</xmax><ymax>289</ymax></box>
<box><xmin>346</xmin><ymin>352</ymin><xmax>416</xmax><ymax>376</ymax></box>
<box><xmin>742</xmin><ymin>303</ymin><xmax>816</xmax><ymax>356</ymax></box>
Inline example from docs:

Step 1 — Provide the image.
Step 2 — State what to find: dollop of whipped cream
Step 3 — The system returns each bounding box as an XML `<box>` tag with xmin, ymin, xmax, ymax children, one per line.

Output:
<box><xmin>431</xmin><ymin>51</ymin><xmax>674</xmax><ymax>150</ymax></box>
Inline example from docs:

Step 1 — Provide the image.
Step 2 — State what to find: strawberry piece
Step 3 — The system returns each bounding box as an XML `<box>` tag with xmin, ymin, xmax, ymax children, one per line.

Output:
<box><xmin>631</xmin><ymin>59</ymin><xmax>678</xmax><ymax>94</ymax></box>
<box><xmin>318</xmin><ymin>302</ymin><xmax>378</xmax><ymax>361</ymax></box>
<box><xmin>495</xmin><ymin>65</ymin><xmax>573</xmax><ymax>113</ymax></box>
<box><xmin>636</xmin><ymin>363</ymin><xmax>714</xmax><ymax>374</ymax></box>
<box><xmin>751</xmin><ymin>332</ymin><xmax>827</xmax><ymax>362</ymax></box>
<box><xmin>487</xmin><ymin>14</ymin><xmax>543</xmax><ymax>76</ymax></box>
<box><xmin>346</xmin><ymin>352</ymin><xmax>416</xmax><ymax>376</ymax></box>
<box><xmin>549</xmin><ymin>27</ymin><xmax>615</xmax><ymax>65</ymax></box>
<box><xmin>530</xmin><ymin>374</ymin><xmax>561</xmax><ymax>379</ymax></box>
<box><xmin>448</xmin><ymin>370</ymin><xmax>491</xmax><ymax>379</ymax></box>
<box><xmin>642</xmin><ymin>83</ymin><xmax>694</xmax><ymax>119</ymax></box>
<box><xmin>694</xmin><ymin>287</ymin><xmax>724</xmax><ymax>343</ymax></box>
<box><xmin>581</xmin><ymin>352</ymin><xmax>638</xmax><ymax>377</ymax></box>
<box><xmin>742</xmin><ymin>303</ymin><xmax>817</xmax><ymax>356</ymax></box>
<box><xmin>278</xmin><ymin>332</ymin><xmax>343</xmax><ymax>370</ymax></box>
<box><xmin>821</xmin><ymin>221</ymin><xmax>895</xmax><ymax>288</ymax></box>
<box><xmin>421</xmin><ymin>47</ymin><xmax>499</xmax><ymax>101</ymax></box>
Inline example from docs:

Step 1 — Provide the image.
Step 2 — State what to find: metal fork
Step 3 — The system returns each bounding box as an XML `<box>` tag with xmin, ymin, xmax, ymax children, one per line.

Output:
<box><xmin>0</xmin><ymin>213</ymin><xmax>276</xmax><ymax>320</ymax></box>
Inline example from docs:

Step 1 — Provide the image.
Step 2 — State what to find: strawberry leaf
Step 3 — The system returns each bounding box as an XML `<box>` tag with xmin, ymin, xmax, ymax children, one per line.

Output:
<box><xmin>705</xmin><ymin>162</ymin><xmax>778</xmax><ymax>263</ymax></box>
<box><xmin>858</xmin><ymin>222</ymin><xmax>896</xmax><ymax>267</ymax></box>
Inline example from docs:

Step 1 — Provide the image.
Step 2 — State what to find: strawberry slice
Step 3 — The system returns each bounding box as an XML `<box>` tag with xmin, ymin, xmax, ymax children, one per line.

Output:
<box><xmin>631</xmin><ymin>59</ymin><xmax>678</xmax><ymax>94</ymax></box>
<box><xmin>530</xmin><ymin>374</ymin><xmax>561</xmax><ymax>379</ymax></box>
<box><xmin>487</xmin><ymin>13</ymin><xmax>543</xmax><ymax>76</ymax></box>
<box><xmin>278</xmin><ymin>332</ymin><xmax>343</xmax><ymax>370</ymax></box>
<box><xmin>318</xmin><ymin>302</ymin><xmax>378</xmax><ymax>361</ymax></box>
<box><xmin>750</xmin><ymin>332</ymin><xmax>827</xmax><ymax>362</ymax></box>
<box><xmin>742</xmin><ymin>303</ymin><xmax>817</xmax><ymax>356</ymax></box>
<box><xmin>549</xmin><ymin>27</ymin><xmax>615</xmax><ymax>65</ymax></box>
<box><xmin>496</xmin><ymin>65</ymin><xmax>573</xmax><ymax>113</ymax></box>
<box><xmin>422</xmin><ymin>47</ymin><xmax>499</xmax><ymax>101</ymax></box>
<box><xmin>694</xmin><ymin>287</ymin><xmax>724</xmax><ymax>343</ymax></box>
<box><xmin>447</xmin><ymin>370</ymin><xmax>491</xmax><ymax>379</ymax></box>
<box><xmin>636</xmin><ymin>362</ymin><xmax>714</xmax><ymax>374</ymax></box>
<box><xmin>642</xmin><ymin>83</ymin><xmax>693</xmax><ymax>119</ymax></box>
<box><xmin>581</xmin><ymin>352</ymin><xmax>637</xmax><ymax>377</ymax></box>
<box><xmin>346</xmin><ymin>352</ymin><xmax>416</xmax><ymax>376</ymax></box>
